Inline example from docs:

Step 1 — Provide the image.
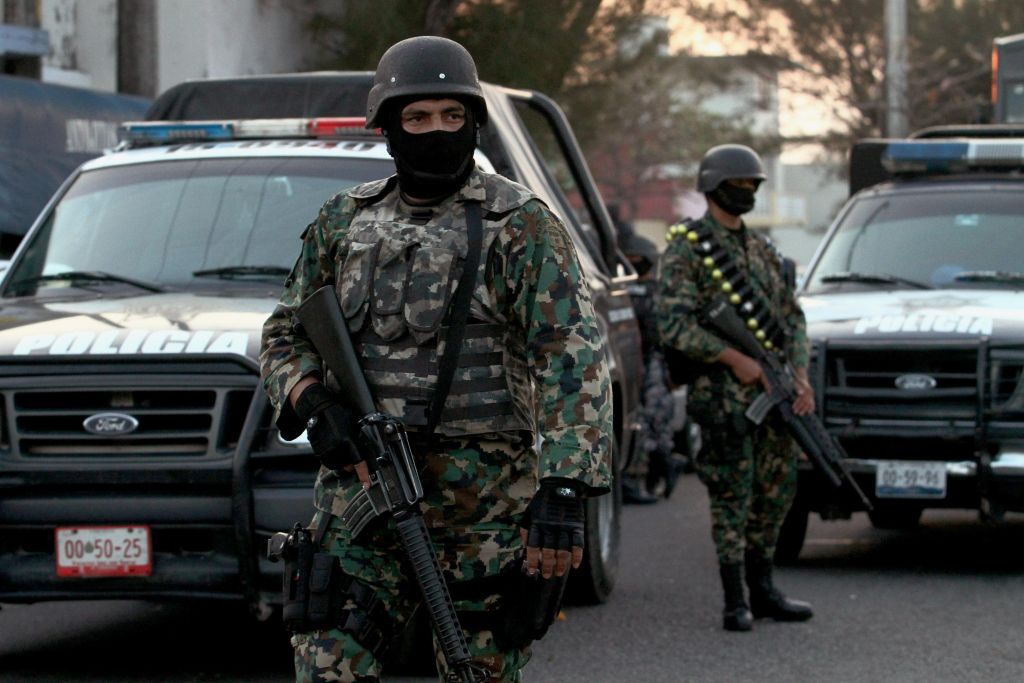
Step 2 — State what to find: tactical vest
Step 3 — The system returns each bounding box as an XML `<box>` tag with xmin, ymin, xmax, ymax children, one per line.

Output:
<box><xmin>334</xmin><ymin>171</ymin><xmax>538</xmax><ymax>439</ymax></box>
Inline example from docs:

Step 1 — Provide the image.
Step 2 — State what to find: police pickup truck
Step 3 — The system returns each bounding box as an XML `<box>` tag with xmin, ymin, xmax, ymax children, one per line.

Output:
<box><xmin>0</xmin><ymin>75</ymin><xmax>642</xmax><ymax>619</ymax></box>
<box><xmin>778</xmin><ymin>127</ymin><xmax>1024</xmax><ymax>560</ymax></box>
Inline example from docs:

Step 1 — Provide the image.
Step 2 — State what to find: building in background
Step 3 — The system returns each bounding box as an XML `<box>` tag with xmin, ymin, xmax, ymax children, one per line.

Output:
<box><xmin>1</xmin><ymin>0</ymin><xmax>325</xmax><ymax>96</ymax></box>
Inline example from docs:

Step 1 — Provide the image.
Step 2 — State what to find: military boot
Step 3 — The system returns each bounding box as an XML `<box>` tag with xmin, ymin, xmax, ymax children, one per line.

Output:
<box><xmin>745</xmin><ymin>554</ymin><xmax>813</xmax><ymax>622</ymax></box>
<box><xmin>718</xmin><ymin>562</ymin><xmax>753</xmax><ymax>631</ymax></box>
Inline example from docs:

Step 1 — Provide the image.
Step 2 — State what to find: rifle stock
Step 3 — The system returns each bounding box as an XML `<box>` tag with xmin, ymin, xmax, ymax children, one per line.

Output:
<box><xmin>296</xmin><ymin>286</ymin><xmax>376</xmax><ymax>416</ymax></box>
<box><xmin>294</xmin><ymin>286</ymin><xmax>487</xmax><ymax>683</ymax></box>
<box><xmin>703</xmin><ymin>296</ymin><xmax>873</xmax><ymax>511</ymax></box>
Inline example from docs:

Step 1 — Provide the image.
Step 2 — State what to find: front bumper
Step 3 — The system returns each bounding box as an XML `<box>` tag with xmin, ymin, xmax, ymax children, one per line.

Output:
<box><xmin>0</xmin><ymin>482</ymin><xmax>314</xmax><ymax>605</ymax></box>
<box><xmin>798</xmin><ymin>449</ymin><xmax>1024</xmax><ymax>514</ymax></box>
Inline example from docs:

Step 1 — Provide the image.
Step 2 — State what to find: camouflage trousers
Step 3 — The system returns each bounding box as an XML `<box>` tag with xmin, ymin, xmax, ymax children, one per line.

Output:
<box><xmin>294</xmin><ymin>438</ymin><xmax>535</xmax><ymax>682</ymax></box>
<box><xmin>692</xmin><ymin>412</ymin><xmax>798</xmax><ymax>564</ymax></box>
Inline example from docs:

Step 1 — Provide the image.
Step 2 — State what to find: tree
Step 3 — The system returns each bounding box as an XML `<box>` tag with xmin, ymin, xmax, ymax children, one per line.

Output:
<box><xmin>304</xmin><ymin>0</ymin><xmax>605</xmax><ymax>95</ymax></box>
<box><xmin>560</xmin><ymin>14</ymin><xmax>777</xmax><ymax>221</ymax></box>
<box><xmin>680</xmin><ymin>0</ymin><xmax>1024</xmax><ymax>146</ymax></box>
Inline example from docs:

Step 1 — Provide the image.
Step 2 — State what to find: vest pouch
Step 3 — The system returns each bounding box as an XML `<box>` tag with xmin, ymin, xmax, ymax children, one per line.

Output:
<box><xmin>405</xmin><ymin>245</ymin><xmax>457</xmax><ymax>335</ymax></box>
<box><xmin>306</xmin><ymin>552</ymin><xmax>341</xmax><ymax>628</ymax></box>
<box><xmin>338</xmin><ymin>241</ymin><xmax>375</xmax><ymax>330</ymax></box>
<box><xmin>371</xmin><ymin>237</ymin><xmax>413</xmax><ymax>340</ymax></box>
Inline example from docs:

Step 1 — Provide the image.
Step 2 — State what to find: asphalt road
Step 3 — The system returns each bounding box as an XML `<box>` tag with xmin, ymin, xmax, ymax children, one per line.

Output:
<box><xmin>2</xmin><ymin>474</ymin><xmax>1024</xmax><ymax>682</ymax></box>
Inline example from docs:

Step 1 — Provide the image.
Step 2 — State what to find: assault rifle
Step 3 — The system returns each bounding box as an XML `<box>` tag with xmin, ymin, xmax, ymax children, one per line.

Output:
<box><xmin>296</xmin><ymin>286</ymin><xmax>488</xmax><ymax>683</ymax></box>
<box><xmin>703</xmin><ymin>295</ymin><xmax>874</xmax><ymax>511</ymax></box>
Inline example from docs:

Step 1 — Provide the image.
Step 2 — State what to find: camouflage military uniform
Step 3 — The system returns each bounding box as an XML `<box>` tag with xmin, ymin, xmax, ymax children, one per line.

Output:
<box><xmin>260</xmin><ymin>168</ymin><xmax>612</xmax><ymax>682</ymax></box>
<box><xmin>656</xmin><ymin>213</ymin><xmax>808</xmax><ymax>565</ymax></box>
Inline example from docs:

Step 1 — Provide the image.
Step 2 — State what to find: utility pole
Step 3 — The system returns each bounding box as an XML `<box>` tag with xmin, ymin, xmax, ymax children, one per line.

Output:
<box><xmin>885</xmin><ymin>0</ymin><xmax>909</xmax><ymax>137</ymax></box>
<box><xmin>117</xmin><ymin>0</ymin><xmax>157</xmax><ymax>97</ymax></box>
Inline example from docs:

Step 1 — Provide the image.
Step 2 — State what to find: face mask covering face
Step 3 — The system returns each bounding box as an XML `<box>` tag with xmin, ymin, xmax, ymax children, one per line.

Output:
<box><xmin>386</xmin><ymin>104</ymin><xmax>477</xmax><ymax>200</ymax></box>
<box><xmin>710</xmin><ymin>182</ymin><xmax>757</xmax><ymax>216</ymax></box>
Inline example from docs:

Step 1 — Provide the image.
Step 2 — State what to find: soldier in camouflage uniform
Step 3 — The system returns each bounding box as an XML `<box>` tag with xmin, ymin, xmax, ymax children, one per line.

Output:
<box><xmin>259</xmin><ymin>36</ymin><xmax>611</xmax><ymax>682</ymax></box>
<box><xmin>656</xmin><ymin>144</ymin><xmax>814</xmax><ymax>632</ymax></box>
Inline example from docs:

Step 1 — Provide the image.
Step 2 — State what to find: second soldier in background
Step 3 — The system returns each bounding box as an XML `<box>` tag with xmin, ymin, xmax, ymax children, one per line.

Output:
<box><xmin>657</xmin><ymin>144</ymin><xmax>815</xmax><ymax>632</ymax></box>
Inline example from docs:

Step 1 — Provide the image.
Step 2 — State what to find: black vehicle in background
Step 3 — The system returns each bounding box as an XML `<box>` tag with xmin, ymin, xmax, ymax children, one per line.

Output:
<box><xmin>0</xmin><ymin>76</ymin><xmax>150</xmax><ymax>255</ymax></box>
<box><xmin>777</xmin><ymin>127</ymin><xmax>1024</xmax><ymax>560</ymax></box>
<box><xmin>0</xmin><ymin>75</ymin><xmax>643</xmax><ymax>620</ymax></box>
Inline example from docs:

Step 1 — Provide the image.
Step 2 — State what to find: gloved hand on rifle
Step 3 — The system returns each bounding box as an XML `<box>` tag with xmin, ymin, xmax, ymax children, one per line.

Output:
<box><xmin>293</xmin><ymin>382</ymin><xmax>364</xmax><ymax>474</ymax></box>
<box><xmin>519</xmin><ymin>479</ymin><xmax>585</xmax><ymax>579</ymax></box>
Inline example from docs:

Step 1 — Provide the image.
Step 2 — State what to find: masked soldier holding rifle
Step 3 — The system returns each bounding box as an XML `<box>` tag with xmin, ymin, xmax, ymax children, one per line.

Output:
<box><xmin>259</xmin><ymin>36</ymin><xmax>611</xmax><ymax>682</ymax></box>
<box><xmin>657</xmin><ymin>144</ymin><xmax>815</xmax><ymax>632</ymax></box>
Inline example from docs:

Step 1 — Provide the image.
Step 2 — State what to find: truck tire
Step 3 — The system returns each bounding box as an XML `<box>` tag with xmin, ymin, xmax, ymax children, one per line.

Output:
<box><xmin>565</xmin><ymin>459</ymin><xmax>622</xmax><ymax>605</ymax></box>
<box><xmin>774</xmin><ymin>498</ymin><xmax>809</xmax><ymax>564</ymax></box>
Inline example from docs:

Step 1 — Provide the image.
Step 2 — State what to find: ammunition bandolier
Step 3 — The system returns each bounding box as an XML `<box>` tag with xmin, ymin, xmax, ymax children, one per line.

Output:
<box><xmin>666</xmin><ymin>218</ymin><xmax>790</xmax><ymax>357</ymax></box>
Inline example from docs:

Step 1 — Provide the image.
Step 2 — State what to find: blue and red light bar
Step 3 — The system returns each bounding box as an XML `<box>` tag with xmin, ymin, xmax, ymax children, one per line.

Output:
<box><xmin>122</xmin><ymin>117</ymin><xmax>379</xmax><ymax>146</ymax></box>
<box><xmin>882</xmin><ymin>139</ymin><xmax>1024</xmax><ymax>174</ymax></box>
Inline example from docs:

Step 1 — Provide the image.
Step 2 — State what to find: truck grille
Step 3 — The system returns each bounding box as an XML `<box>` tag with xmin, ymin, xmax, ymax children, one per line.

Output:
<box><xmin>989</xmin><ymin>349</ymin><xmax>1024</xmax><ymax>417</ymax></box>
<box><xmin>822</xmin><ymin>345</ymin><xmax>980</xmax><ymax>422</ymax></box>
<box><xmin>814</xmin><ymin>342</ymin><xmax>1024</xmax><ymax>462</ymax></box>
<box><xmin>0</xmin><ymin>364</ymin><xmax>257</xmax><ymax>460</ymax></box>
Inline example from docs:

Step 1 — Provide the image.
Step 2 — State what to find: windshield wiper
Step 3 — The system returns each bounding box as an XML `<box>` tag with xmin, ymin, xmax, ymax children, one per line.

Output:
<box><xmin>819</xmin><ymin>271</ymin><xmax>933</xmax><ymax>290</ymax></box>
<box><xmin>951</xmin><ymin>270</ymin><xmax>1024</xmax><ymax>284</ymax></box>
<box><xmin>192</xmin><ymin>265</ymin><xmax>291</xmax><ymax>280</ymax></box>
<box><xmin>10</xmin><ymin>270</ymin><xmax>165</xmax><ymax>293</ymax></box>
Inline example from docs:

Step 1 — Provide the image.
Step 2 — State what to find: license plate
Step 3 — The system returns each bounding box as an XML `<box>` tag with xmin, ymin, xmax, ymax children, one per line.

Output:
<box><xmin>55</xmin><ymin>526</ymin><xmax>152</xmax><ymax>578</ymax></box>
<box><xmin>875</xmin><ymin>461</ymin><xmax>947</xmax><ymax>499</ymax></box>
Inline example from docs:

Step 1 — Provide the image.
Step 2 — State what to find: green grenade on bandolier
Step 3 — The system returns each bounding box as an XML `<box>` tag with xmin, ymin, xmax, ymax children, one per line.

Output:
<box><xmin>657</xmin><ymin>144</ymin><xmax>816</xmax><ymax>633</ymax></box>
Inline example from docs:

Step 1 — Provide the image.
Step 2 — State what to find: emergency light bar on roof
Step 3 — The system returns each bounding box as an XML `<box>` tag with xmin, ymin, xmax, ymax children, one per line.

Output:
<box><xmin>882</xmin><ymin>139</ymin><xmax>1024</xmax><ymax>174</ymax></box>
<box><xmin>121</xmin><ymin>117</ymin><xmax>378</xmax><ymax>146</ymax></box>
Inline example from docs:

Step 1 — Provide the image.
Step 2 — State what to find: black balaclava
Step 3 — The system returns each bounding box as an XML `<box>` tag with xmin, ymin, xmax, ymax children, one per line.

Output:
<box><xmin>708</xmin><ymin>181</ymin><xmax>758</xmax><ymax>216</ymax></box>
<box><xmin>383</xmin><ymin>97</ymin><xmax>478</xmax><ymax>201</ymax></box>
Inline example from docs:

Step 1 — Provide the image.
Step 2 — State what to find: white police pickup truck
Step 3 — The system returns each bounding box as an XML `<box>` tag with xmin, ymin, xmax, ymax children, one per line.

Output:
<box><xmin>0</xmin><ymin>75</ymin><xmax>642</xmax><ymax>621</ymax></box>
<box><xmin>778</xmin><ymin>127</ymin><xmax>1024</xmax><ymax>560</ymax></box>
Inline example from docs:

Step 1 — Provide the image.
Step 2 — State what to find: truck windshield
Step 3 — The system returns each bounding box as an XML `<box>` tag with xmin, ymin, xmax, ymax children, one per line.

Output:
<box><xmin>803</xmin><ymin>189</ymin><xmax>1024</xmax><ymax>293</ymax></box>
<box><xmin>3</xmin><ymin>156</ymin><xmax>392</xmax><ymax>297</ymax></box>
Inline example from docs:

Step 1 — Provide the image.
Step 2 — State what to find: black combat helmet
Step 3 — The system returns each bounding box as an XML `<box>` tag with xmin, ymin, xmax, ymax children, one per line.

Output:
<box><xmin>365</xmin><ymin>36</ymin><xmax>487</xmax><ymax>129</ymax></box>
<box><xmin>696</xmin><ymin>144</ymin><xmax>766</xmax><ymax>192</ymax></box>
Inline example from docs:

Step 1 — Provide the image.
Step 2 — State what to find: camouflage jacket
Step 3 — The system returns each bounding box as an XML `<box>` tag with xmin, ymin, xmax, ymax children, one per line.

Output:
<box><xmin>259</xmin><ymin>168</ymin><xmax>612</xmax><ymax>496</ymax></box>
<box><xmin>656</xmin><ymin>212</ymin><xmax>809</xmax><ymax>416</ymax></box>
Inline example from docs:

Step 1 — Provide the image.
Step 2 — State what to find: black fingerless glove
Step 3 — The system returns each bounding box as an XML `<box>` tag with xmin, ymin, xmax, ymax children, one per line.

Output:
<box><xmin>294</xmin><ymin>383</ymin><xmax>362</xmax><ymax>471</ymax></box>
<box><xmin>522</xmin><ymin>480</ymin><xmax>585</xmax><ymax>552</ymax></box>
